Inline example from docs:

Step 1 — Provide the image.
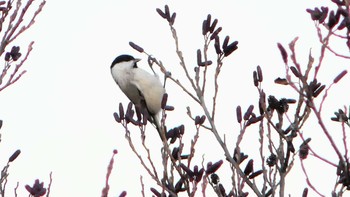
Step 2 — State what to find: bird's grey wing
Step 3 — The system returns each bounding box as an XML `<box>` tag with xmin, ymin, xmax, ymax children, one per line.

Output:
<box><xmin>136</xmin><ymin>88</ymin><xmax>155</xmax><ymax>120</ymax></box>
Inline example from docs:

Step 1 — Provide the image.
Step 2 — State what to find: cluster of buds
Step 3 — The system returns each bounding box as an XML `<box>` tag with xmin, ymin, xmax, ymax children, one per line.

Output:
<box><xmin>337</xmin><ymin>160</ymin><xmax>350</xmax><ymax>190</ymax></box>
<box><xmin>236</xmin><ymin>105</ymin><xmax>263</xmax><ymax>127</ymax></box>
<box><xmin>196</xmin><ymin>49</ymin><xmax>212</xmax><ymax>67</ymax></box>
<box><xmin>150</xmin><ymin>160</ymin><xmax>223</xmax><ymax>196</ymax></box>
<box><xmin>331</xmin><ymin>108</ymin><xmax>349</xmax><ymax>123</ymax></box>
<box><xmin>156</xmin><ymin>5</ymin><xmax>176</xmax><ymax>26</ymax></box>
<box><xmin>306</xmin><ymin>79</ymin><xmax>326</xmax><ymax>99</ymax></box>
<box><xmin>113</xmin><ymin>94</ymin><xmax>173</xmax><ymax>127</ymax></box>
<box><xmin>166</xmin><ymin>125</ymin><xmax>184</xmax><ymax>144</ymax></box>
<box><xmin>267</xmin><ymin>95</ymin><xmax>296</xmax><ymax>115</ymax></box>
<box><xmin>4</xmin><ymin>46</ymin><xmax>21</xmax><ymax>61</ymax></box>
<box><xmin>306</xmin><ymin>5</ymin><xmax>350</xmax><ymax>30</ymax></box>
<box><xmin>201</xmin><ymin>14</ymin><xmax>239</xmax><ymax>57</ymax></box>
<box><xmin>253</xmin><ymin>65</ymin><xmax>263</xmax><ymax>87</ymax></box>
<box><xmin>113</xmin><ymin>102</ymin><xmax>148</xmax><ymax>126</ymax></box>
<box><xmin>299</xmin><ymin>138</ymin><xmax>311</xmax><ymax>160</ymax></box>
<box><xmin>231</xmin><ymin>148</ymin><xmax>248</xmax><ymax>164</ymax></box>
<box><xmin>25</xmin><ymin>179</ymin><xmax>47</xmax><ymax>197</ymax></box>
<box><xmin>194</xmin><ymin>115</ymin><xmax>206</xmax><ymax>126</ymax></box>
<box><xmin>171</xmin><ymin>147</ymin><xmax>189</xmax><ymax>161</ymax></box>
<box><xmin>266</xmin><ymin>153</ymin><xmax>277</xmax><ymax>167</ymax></box>
<box><xmin>8</xmin><ymin>149</ymin><xmax>21</xmax><ymax>163</ymax></box>
<box><xmin>306</xmin><ymin>1</ymin><xmax>350</xmax><ymax>49</ymax></box>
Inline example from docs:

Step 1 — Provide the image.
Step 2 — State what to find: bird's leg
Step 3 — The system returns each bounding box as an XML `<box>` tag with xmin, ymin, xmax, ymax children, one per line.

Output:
<box><xmin>146</xmin><ymin>55</ymin><xmax>157</xmax><ymax>75</ymax></box>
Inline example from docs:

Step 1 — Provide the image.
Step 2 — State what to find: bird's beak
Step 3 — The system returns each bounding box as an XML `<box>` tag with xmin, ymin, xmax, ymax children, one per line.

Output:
<box><xmin>134</xmin><ymin>58</ymin><xmax>141</xmax><ymax>62</ymax></box>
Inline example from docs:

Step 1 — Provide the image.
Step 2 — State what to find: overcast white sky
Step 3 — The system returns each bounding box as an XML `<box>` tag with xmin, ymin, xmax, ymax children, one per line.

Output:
<box><xmin>0</xmin><ymin>0</ymin><xmax>349</xmax><ymax>196</ymax></box>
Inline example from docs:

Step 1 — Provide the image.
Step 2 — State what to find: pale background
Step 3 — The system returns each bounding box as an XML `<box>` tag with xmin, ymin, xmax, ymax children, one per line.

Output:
<box><xmin>0</xmin><ymin>0</ymin><xmax>349</xmax><ymax>196</ymax></box>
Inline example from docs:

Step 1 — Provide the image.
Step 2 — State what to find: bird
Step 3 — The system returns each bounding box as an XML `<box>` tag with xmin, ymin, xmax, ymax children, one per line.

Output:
<box><xmin>110</xmin><ymin>54</ymin><xmax>165</xmax><ymax>139</ymax></box>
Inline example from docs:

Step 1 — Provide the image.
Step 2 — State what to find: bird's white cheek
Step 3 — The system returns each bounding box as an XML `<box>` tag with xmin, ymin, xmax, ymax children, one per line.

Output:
<box><xmin>111</xmin><ymin>67</ymin><xmax>131</xmax><ymax>89</ymax></box>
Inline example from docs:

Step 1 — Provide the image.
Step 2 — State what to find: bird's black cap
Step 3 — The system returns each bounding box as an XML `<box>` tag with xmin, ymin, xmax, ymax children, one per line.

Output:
<box><xmin>111</xmin><ymin>54</ymin><xmax>135</xmax><ymax>68</ymax></box>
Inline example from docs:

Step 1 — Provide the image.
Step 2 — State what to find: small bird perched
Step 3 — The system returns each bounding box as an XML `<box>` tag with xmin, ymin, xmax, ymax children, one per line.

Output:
<box><xmin>110</xmin><ymin>54</ymin><xmax>165</xmax><ymax>138</ymax></box>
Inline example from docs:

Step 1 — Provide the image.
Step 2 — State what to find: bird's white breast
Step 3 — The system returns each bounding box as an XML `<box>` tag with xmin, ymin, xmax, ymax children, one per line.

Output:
<box><xmin>111</xmin><ymin>61</ymin><xmax>165</xmax><ymax>115</ymax></box>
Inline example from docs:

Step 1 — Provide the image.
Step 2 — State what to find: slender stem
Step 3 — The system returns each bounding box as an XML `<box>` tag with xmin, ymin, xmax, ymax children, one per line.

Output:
<box><xmin>310</xmin><ymin>103</ymin><xmax>344</xmax><ymax>163</ymax></box>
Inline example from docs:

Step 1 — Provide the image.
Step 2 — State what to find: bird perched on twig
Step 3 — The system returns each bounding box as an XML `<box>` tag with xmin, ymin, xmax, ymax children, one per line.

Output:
<box><xmin>110</xmin><ymin>54</ymin><xmax>165</xmax><ymax>139</ymax></box>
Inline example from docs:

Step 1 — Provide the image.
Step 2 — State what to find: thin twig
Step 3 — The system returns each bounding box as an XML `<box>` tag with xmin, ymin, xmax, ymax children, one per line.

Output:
<box><xmin>13</xmin><ymin>182</ymin><xmax>18</xmax><ymax>197</ymax></box>
<box><xmin>310</xmin><ymin>102</ymin><xmax>344</xmax><ymax>163</ymax></box>
<box><xmin>300</xmin><ymin>160</ymin><xmax>325</xmax><ymax>197</ymax></box>
<box><xmin>46</xmin><ymin>172</ymin><xmax>52</xmax><ymax>197</ymax></box>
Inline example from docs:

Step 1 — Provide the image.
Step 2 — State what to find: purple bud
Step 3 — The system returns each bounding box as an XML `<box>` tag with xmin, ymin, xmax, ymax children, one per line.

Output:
<box><xmin>178</xmin><ymin>124</ymin><xmax>185</xmax><ymax>134</ymax></box>
<box><xmin>206</xmin><ymin>160</ymin><xmax>223</xmax><ymax>174</ymax></box>
<box><xmin>257</xmin><ymin>65</ymin><xmax>263</xmax><ymax>82</ymax></box>
<box><xmin>319</xmin><ymin>7</ymin><xmax>329</xmax><ymax>23</ymax></box>
<box><xmin>223</xmin><ymin>36</ymin><xmax>229</xmax><ymax>49</ymax></box>
<box><xmin>248</xmin><ymin>170</ymin><xmax>263</xmax><ymax>179</ymax></box>
<box><xmin>243</xmin><ymin>105</ymin><xmax>254</xmax><ymax>120</ymax></box>
<box><xmin>202</xmin><ymin>20</ymin><xmax>208</xmax><ymax>35</ymax></box>
<box><xmin>195</xmin><ymin>168</ymin><xmax>204</xmax><ymax>182</ymax></box>
<box><xmin>302</xmin><ymin>188</ymin><xmax>308</xmax><ymax>197</ymax></box>
<box><xmin>313</xmin><ymin>85</ymin><xmax>325</xmax><ymax>97</ymax></box>
<box><xmin>209</xmin><ymin>19</ymin><xmax>218</xmax><ymax>33</ymax></box>
<box><xmin>253</xmin><ymin>71</ymin><xmax>258</xmax><ymax>87</ymax></box>
<box><xmin>194</xmin><ymin>116</ymin><xmax>201</xmax><ymax>125</ymax></box>
<box><xmin>8</xmin><ymin>149</ymin><xmax>21</xmax><ymax>162</ymax></box>
<box><xmin>214</xmin><ymin>36</ymin><xmax>222</xmax><ymax>54</ymax></box>
<box><xmin>129</xmin><ymin>42</ymin><xmax>144</xmax><ymax>53</ymax></box>
<box><xmin>12</xmin><ymin>53</ymin><xmax>21</xmax><ymax>61</ymax></box>
<box><xmin>193</xmin><ymin>165</ymin><xmax>198</xmax><ymax>174</ymax></box>
<box><xmin>223</xmin><ymin>41</ymin><xmax>238</xmax><ymax>57</ymax></box>
<box><xmin>286</xmin><ymin>99</ymin><xmax>296</xmax><ymax>104</ymax></box>
<box><xmin>180</xmin><ymin>163</ymin><xmax>194</xmax><ymax>177</ymax></box>
<box><xmin>126</xmin><ymin>102</ymin><xmax>133</xmax><ymax>115</ymax></box>
<box><xmin>199</xmin><ymin>115</ymin><xmax>206</xmax><ymax>125</ymax></box>
<box><xmin>113</xmin><ymin>112</ymin><xmax>121</xmax><ymax>123</ymax></box>
<box><xmin>164</xmin><ymin>5</ymin><xmax>170</xmax><ymax>20</ymax></box>
<box><xmin>274</xmin><ymin>77</ymin><xmax>289</xmax><ymax>85</ymax></box>
<box><xmin>10</xmin><ymin>46</ymin><xmax>20</xmax><ymax>54</ymax></box>
<box><xmin>333</xmin><ymin>70</ymin><xmax>347</xmax><ymax>83</ymax></box>
<box><xmin>4</xmin><ymin>52</ymin><xmax>10</xmax><ymax>61</ymax></box>
<box><xmin>119</xmin><ymin>191</ymin><xmax>127</xmax><ymax>197</ymax></box>
<box><xmin>119</xmin><ymin>103</ymin><xmax>124</xmax><ymax>120</ymax></box>
<box><xmin>210</xmin><ymin>27</ymin><xmax>222</xmax><ymax>40</ymax></box>
<box><xmin>236</xmin><ymin>106</ymin><xmax>242</xmax><ymax>123</ymax></box>
<box><xmin>198</xmin><ymin>61</ymin><xmax>212</xmax><ymax>67</ymax></box>
<box><xmin>299</xmin><ymin>138</ymin><xmax>311</xmax><ymax>160</ymax></box>
<box><xmin>164</xmin><ymin>105</ymin><xmax>174</xmax><ymax>111</ymax></box>
<box><xmin>244</xmin><ymin>159</ymin><xmax>254</xmax><ymax>175</ymax></box>
<box><xmin>327</xmin><ymin>10</ymin><xmax>338</xmax><ymax>29</ymax></box>
<box><xmin>169</xmin><ymin>12</ymin><xmax>176</xmax><ymax>25</ymax></box>
<box><xmin>174</xmin><ymin>179</ymin><xmax>184</xmax><ymax>192</ymax></box>
<box><xmin>196</xmin><ymin>49</ymin><xmax>202</xmax><ymax>66</ymax></box>
<box><xmin>277</xmin><ymin>43</ymin><xmax>288</xmax><ymax>64</ymax></box>
<box><xmin>206</xmin><ymin>14</ymin><xmax>212</xmax><ymax>33</ymax></box>
<box><xmin>246</xmin><ymin>116</ymin><xmax>263</xmax><ymax>126</ymax></box>
<box><xmin>156</xmin><ymin>8</ymin><xmax>167</xmax><ymax>19</ymax></box>
<box><xmin>290</xmin><ymin>66</ymin><xmax>301</xmax><ymax>78</ymax></box>
<box><xmin>150</xmin><ymin>188</ymin><xmax>161</xmax><ymax>197</ymax></box>
<box><xmin>161</xmin><ymin>93</ymin><xmax>168</xmax><ymax>109</ymax></box>
<box><xmin>288</xmin><ymin>141</ymin><xmax>295</xmax><ymax>153</ymax></box>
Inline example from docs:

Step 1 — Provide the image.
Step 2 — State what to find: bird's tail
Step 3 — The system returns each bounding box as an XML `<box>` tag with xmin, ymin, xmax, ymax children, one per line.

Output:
<box><xmin>138</xmin><ymin>100</ymin><xmax>164</xmax><ymax>141</ymax></box>
<box><xmin>152</xmin><ymin>113</ymin><xmax>165</xmax><ymax>141</ymax></box>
